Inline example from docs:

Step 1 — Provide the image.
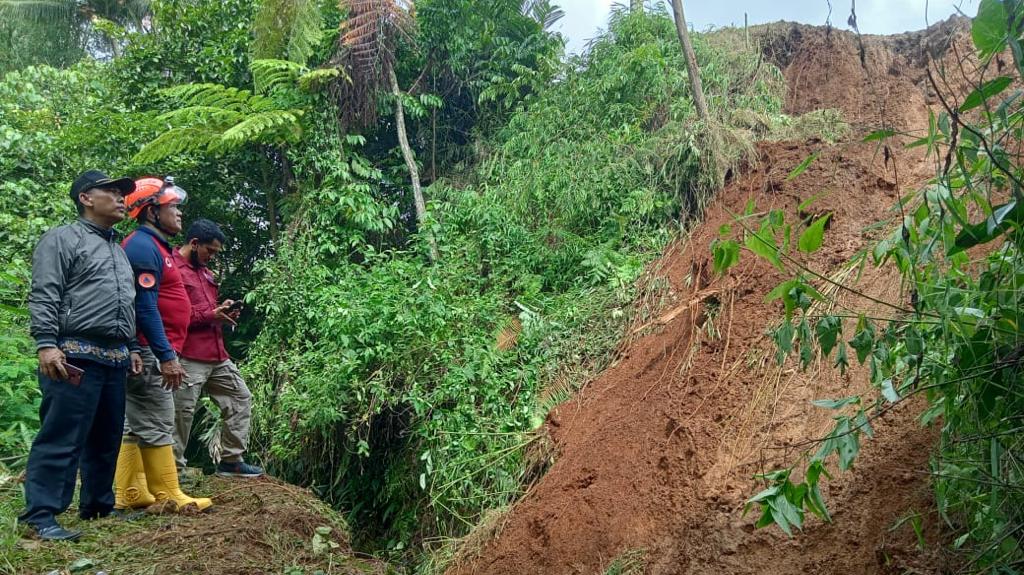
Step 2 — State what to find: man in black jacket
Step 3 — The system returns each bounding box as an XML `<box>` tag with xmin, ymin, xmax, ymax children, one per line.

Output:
<box><xmin>20</xmin><ymin>170</ymin><xmax>143</xmax><ymax>541</ymax></box>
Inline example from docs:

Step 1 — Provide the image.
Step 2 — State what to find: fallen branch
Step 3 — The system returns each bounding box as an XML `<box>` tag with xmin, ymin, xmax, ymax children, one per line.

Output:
<box><xmin>630</xmin><ymin>286</ymin><xmax>723</xmax><ymax>336</ymax></box>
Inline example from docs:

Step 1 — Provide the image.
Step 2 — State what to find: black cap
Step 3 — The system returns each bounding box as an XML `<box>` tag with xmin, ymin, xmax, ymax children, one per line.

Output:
<box><xmin>69</xmin><ymin>170</ymin><xmax>136</xmax><ymax>204</ymax></box>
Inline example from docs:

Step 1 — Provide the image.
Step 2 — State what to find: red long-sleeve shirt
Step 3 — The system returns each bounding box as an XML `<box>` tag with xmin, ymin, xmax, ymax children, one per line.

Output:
<box><xmin>172</xmin><ymin>249</ymin><xmax>229</xmax><ymax>362</ymax></box>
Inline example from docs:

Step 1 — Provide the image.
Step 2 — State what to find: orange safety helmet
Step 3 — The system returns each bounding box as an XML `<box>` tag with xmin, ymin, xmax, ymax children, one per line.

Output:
<box><xmin>126</xmin><ymin>176</ymin><xmax>188</xmax><ymax>220</ymax></box>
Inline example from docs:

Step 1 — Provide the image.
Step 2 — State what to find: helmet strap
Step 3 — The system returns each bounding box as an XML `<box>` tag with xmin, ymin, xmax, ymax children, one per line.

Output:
<box><xmin>147</xmin><ymin>205</ymin><xmax>175</xmax><ymax>238</ymax></box>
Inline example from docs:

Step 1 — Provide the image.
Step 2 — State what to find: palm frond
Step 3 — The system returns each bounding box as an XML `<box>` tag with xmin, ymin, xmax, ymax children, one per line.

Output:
<box><xmin>522</xmin><ymin>0</ymin><xmax>564</xmax><ymax>31</ymax></box>
<box><xmin>334</xmin><ymin>0</ymin><xmax>415</xmax><ymax>128</ymax></box>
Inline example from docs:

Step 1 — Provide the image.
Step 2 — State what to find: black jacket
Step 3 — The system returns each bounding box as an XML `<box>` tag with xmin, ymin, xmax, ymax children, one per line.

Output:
<box><xmin>29</xmin><ymin>218</ymin><xmax>137</xmax><ymax>350</ymax></box>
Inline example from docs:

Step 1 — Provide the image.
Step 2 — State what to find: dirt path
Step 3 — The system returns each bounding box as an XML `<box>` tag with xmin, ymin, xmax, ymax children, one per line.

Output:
<box><xmin>450</xmin><ymin>19</ymin><xmax>977</xmax><ymax>575</ymax></box>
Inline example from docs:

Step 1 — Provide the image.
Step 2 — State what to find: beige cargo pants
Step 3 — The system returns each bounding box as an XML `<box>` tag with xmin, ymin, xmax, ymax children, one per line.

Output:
<box><xmin>124</xmin><ymin>346</ymin><xmax>175</xmax><ymax>447</ymax></box>
<box><xmin>172</xmin><ymin>358</ymin><xmax>252</xmax><ymax>469</ymax></box>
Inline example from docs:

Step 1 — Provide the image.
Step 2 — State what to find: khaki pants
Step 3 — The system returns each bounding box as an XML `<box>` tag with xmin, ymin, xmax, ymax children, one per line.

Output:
<box><xmin>124</xmin><ymin>346</ymin><xmax>175</xmax><ymax>448</ymax></box>
<box><xmin>172</xmin><ymin>358</ymin><xmax>252</xmax><ymax>469</ymax></box>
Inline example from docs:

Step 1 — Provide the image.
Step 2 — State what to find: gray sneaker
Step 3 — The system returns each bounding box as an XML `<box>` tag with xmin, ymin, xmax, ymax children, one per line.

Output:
<box><xmin>215</xmin><ymin>460</ymin><xmax>264</xmax><ymax>478</ymax></box>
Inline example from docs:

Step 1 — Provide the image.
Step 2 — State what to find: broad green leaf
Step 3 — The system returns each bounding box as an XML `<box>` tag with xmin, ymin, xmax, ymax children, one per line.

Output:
<box><xmin>972</xmin><ymin>0</ymin><xmax>1009</xmax><ymax>59</ymax></box>
<box><xmin>806</xmin><ymin>460</ymin><xmax>831</xmax><ymax>484</ymax></box>
<box><xmin>773</xmin><ymin>321</ymin><xmax>794</xmax><ymax>363</ymax></box>
<box><xmin>960</xmin><ymin>76</ymin><xmax>1014</xmax><ymax>112</ymax></box>
<box><xmin>854</xmin><ymin>409</ymin><xmax>874</xmax><ymax>439</ymax></box>
<box><xmin>711</xmin><ymin>239</ymin><xmax>740</xmax><ymax>275</ymax></box>
<box><xmin>786</xmin><ymin>152</ymin><xmax>819</xmax><ymax>181</ymax></box>
<box><xmin>815</xmin><ymin>315</ymin><xmax>841</xmax><ymax>357</ymax></box>
<box><xmin>770</xmin><ymin>494</ymin><xmax>803</xmax><ymax>532</ymax></box>
<box><xmin>755</xmin><ymin>507</ymin><xmax>776</xmax><ymax>529</ymax></box>
<box><xmin>746</xmin><ymin>485</ymin><xmax>781</xmax><ymax>504</ymax></box>
<box><xmin>811</xmin><ymin>396</ymin><xmax>860</xmax><ymax>410</ymax></box>
<box><xmin>863</xmin><ymin>129</ymin><xmax>895</xmax><ymax>142</ymax></box>
<box><xmin>834</xmin><ymin>341</ymin><xmax>849</xmax><ymax>374</ymax></box>
<box><xmin>806</xmin><ymin>482</ymin><xmax>831</xmax><ymax>522</ymax></box>
<box><xmin>745</xmin><ymin>226</ymin><xmax>783</xmax><ymax>270</ymax></box>
<box><xmin>768</xmin><ymin>497</ymin><xmax>794</xmax><ymax>536</ymax></box>
<box><xmin>849</xmin><ymin>318</ymin><xmax>875</xmax><ymax>364</ymax></box>
<box><xmin>798</xmin><ymin>214</ymin><xmax>831</xmax><ymax>253</ymax></box>
<box><xmin>837</xmin><ymin>431</ymin><xmax>860</xmax><ymax>471</ymax></box>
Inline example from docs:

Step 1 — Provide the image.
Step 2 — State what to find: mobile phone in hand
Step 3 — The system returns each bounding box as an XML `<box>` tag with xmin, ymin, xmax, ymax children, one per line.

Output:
<box><xmin>227</xmin><ymin>300</ymin><xmax>244</xmax><ymax>312</ymax></box>
<box><xmin>62</xmin><ymin>362</ymin><xmax>85</xmax><ymax>386</ymax></box>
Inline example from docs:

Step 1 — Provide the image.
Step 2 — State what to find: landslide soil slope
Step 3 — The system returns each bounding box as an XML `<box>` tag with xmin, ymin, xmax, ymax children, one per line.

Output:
<box><xmin>452</xmin><ymin>19</ymin><xmax>980</xmax><ymax>575</ymax></box>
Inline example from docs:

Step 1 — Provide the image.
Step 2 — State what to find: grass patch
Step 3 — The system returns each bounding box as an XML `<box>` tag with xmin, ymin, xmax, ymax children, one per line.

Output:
<box><xmin>603</xmin><ymin>548</ymin><xmax>646</xmax><ymax>575</ymax></box>
<box><xmin>0</xmin><ymin>473</ymin><xmax>387</xmax><ymax>575</ymax></box>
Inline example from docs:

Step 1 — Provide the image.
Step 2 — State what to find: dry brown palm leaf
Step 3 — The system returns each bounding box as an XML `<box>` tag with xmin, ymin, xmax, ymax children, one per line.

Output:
<box><xmin>334</xmin><ymin>0</ymin><xmax>416</xmax><ymax>128</ymax></box>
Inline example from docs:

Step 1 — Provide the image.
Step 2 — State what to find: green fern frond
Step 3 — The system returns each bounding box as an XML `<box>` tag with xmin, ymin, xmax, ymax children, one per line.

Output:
<box><xmin>132</xmin><ymin>126</ymin><xmax>219</xmax><ymax>165</ymax></box>
<box><xmin>284</xmin><ymin>0</ymin><xmax>322</xmax><ymax>63</ymax></box>
<box><xmin>156</xmin><ymin>106</ymin><xmax>245</xmax><ymax>128</ymax></box>
<box><xmin>160</xmin><ymin>83</ymin><xmax>271</xmax><ymax>113</ymax></box>
<box><xmin>217</xmin><ymin>109</ymin><xmax>304</xmax><ymax>149</ymax></box>
<box><xmin>298</xmin><ymin>67</ymin><xmax>346</xmax><ymax>91</ymax></box>
<box><xmin>251</xmin><ymin>58</ymin><xmax>305</xmax><ymax>94</ymax></box>
<box><xmin>251</xmin><ymin>0</ymin><xmax>322</xmax><ymax>64</ymax></box>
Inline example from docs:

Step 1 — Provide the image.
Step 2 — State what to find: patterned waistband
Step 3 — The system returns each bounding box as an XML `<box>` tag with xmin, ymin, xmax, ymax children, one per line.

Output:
<box><xmin>59</xmin><ymin>337</ymin><xmax>131</xmax><ymax>366</ymax></box>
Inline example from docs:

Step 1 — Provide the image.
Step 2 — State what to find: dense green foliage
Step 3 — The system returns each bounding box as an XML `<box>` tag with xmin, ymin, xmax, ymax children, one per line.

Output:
<box><xmin>246</xmin><ymin>7</ymin><xmax>792</xmax><ymax>558</ymax></box>
<box><xmin>0</xmin><ymin>0</ymin><xmax>834</xmax><ymax>570</ymax></box>
<box><xmin>716</xmin><ymin>1</ymin><xmax>1024</xmax><ymax>569</ymax></box>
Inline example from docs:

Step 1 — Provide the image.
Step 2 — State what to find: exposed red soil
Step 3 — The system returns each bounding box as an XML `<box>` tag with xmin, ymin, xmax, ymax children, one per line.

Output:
<box><xmin>450</xmin><ymin>19</ymin><xmax>986</xmax><ymax>575</ymax></box>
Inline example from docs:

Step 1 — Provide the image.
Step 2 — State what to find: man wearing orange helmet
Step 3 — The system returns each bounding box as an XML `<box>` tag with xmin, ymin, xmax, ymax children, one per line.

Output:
<box><xmin>115</xmin><ymin>176</ymin><xmax>212</xmax><ymax>513</ymax></box>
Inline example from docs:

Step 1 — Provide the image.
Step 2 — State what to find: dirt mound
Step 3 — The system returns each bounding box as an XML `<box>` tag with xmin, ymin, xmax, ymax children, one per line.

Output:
<box><xmin>8</xmin><ymin>476</ymin><xmax>384</xmax><ymax>575</ymax></box>
<box><xmin>449</xmin><ymin>20</ymin><xmax>977</xmax><ymax>575</ymax></box>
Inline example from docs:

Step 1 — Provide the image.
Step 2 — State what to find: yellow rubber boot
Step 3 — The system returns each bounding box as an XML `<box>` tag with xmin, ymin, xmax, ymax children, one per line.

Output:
<box><xmin>114</xmin><ymin>440</ymin><xmax>156</xmax><ymax>509</ymax></box>
<box><xmin>139</xmin><ymin>444</ymin><xmax>213</xmax><ymax>512</ymax></box>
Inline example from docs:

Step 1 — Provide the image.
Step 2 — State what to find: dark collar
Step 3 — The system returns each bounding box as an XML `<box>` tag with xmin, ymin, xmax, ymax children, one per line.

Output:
<box><xmin>77</xmin><ymin>217</ymin><xmax>117</xmax><ymax>241</ymax></box>
<box><xmin>136</xmin><ymin>224</ymin><xmax>172</xmax><ymax>250</ymax></box>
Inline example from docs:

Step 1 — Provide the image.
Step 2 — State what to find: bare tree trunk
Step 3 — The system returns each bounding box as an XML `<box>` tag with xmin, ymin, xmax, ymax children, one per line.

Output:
<box><xmin>669</xmin><ymin>0</ymin><xmax>709</xmax><ymax>123</ymax></box>
<box><xmin>389</xmin><ymin>67</ymin><xmax>439</xmax><ymax>262</ymax></box>
<box><xmin>260</xmin><ymin>151</ymin><xmax>279</xmax><ymax>244</ymax></box>
<box><xmin>630</xmin><ymin>0</ymin><xmax>642</xmax><ymax>13</ymax></box>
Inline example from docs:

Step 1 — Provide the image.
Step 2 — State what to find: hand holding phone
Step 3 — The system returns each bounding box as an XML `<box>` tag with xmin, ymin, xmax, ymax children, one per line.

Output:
<box><xmin>62</xmin><ymin>362</ymin><xmax>85</xmax><ymax>386</ymax></box>
<box><xmin>227</xmin><ymin>300</ymin><xmax>244</xmax><ymax>312</ymax></box>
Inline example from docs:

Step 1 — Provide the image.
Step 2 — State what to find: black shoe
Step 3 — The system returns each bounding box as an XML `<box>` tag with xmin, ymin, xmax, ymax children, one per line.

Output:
<box><xmin>215</xmin><ymin>460</ymin><xmax>264</xmax><ymax>478</ymax></box>
<box><xmin>81</xmin><ymin>505</ymin><xmax>143</xmax><ymax>519</ymax></box>
<box><xmin>35</xmin><ymin>525</ymin><xmax>82</xmax><ymax>542</ymax></box>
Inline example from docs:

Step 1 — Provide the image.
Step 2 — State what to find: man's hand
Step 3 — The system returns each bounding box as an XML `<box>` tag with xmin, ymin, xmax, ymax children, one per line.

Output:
<box><xmin>160</xmin><ymin>358</ymin><xmax>187</xmax><ymax>391</ymax></box>
<box><xmin>130</xmin><ymin>352</ymin><xmax>143</xmax><ymax>376</ymax></box>
<box><xmin>38</xmin><ymin>347</ymin><xmax>68</xmax><ymax>380</ymax></box>
<box><xmin>213</xmin><ymin>301</ymin><xmax>238</xmax><ymax>326</ymax></box>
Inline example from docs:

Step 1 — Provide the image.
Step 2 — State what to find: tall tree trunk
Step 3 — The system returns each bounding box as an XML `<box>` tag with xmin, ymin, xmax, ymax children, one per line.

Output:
<box><xmin>260</xmin><ymin>151</ymin><xmax>279</xmax><ymax>244</ymax></box>
<box><xmin>630</xmin><ymin>0</ymin><xmax>642</xmax><ymax>13</ymax></box>
<box><xmin>670</xmin><ymin>0</ymin><xmax>709</xmax><ymax>123</ymax></box>
<box><xmin>389</xmin><ymin>67</ymin><xmax>439</xmax><ymax>262</ymax></box>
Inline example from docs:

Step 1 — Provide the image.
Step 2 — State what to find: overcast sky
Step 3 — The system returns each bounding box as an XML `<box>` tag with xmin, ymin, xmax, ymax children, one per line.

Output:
<box><xmin>554</xmin><ymin>0</ymin><xmax>978</xmax><ymax>54</ymax></box>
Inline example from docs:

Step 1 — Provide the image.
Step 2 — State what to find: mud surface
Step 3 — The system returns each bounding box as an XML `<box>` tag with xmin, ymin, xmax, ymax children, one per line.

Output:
<box><xmin>450</xmin><ymin>19</ymin><xmax>984</xmax><ymax>575</ymax></box>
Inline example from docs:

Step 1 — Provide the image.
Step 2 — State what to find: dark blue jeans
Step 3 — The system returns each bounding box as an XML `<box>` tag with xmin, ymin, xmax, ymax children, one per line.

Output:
<box><xmin>19</xmin><ymin>358</ymin><xmax>126</xmax><ymax>529</ymax></box>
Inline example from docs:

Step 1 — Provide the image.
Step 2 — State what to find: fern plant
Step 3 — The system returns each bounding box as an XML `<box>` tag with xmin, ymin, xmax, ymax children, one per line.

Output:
<box><xmin>251</xmin><ymin>0</ymin><xmax>323</xmax><ymax>63</ymax></box>
<box><xmin>133</xmin><ymin>59</ymin><xmax>334</xmax><ymax>165</ymax></box>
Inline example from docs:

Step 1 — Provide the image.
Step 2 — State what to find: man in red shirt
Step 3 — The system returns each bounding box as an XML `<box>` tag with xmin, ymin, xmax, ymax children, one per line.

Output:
<box><xmin>172</xmin><ymin>219</ymin><xmax>263</xmax><ymax>478</ymax></box>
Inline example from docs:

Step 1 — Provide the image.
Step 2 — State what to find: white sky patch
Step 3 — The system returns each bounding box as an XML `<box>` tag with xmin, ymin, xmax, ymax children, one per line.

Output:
<box><xmin>555</xmin><ymin>0</ymin><xmax>978</xmax><ymax>55</ymax></box>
